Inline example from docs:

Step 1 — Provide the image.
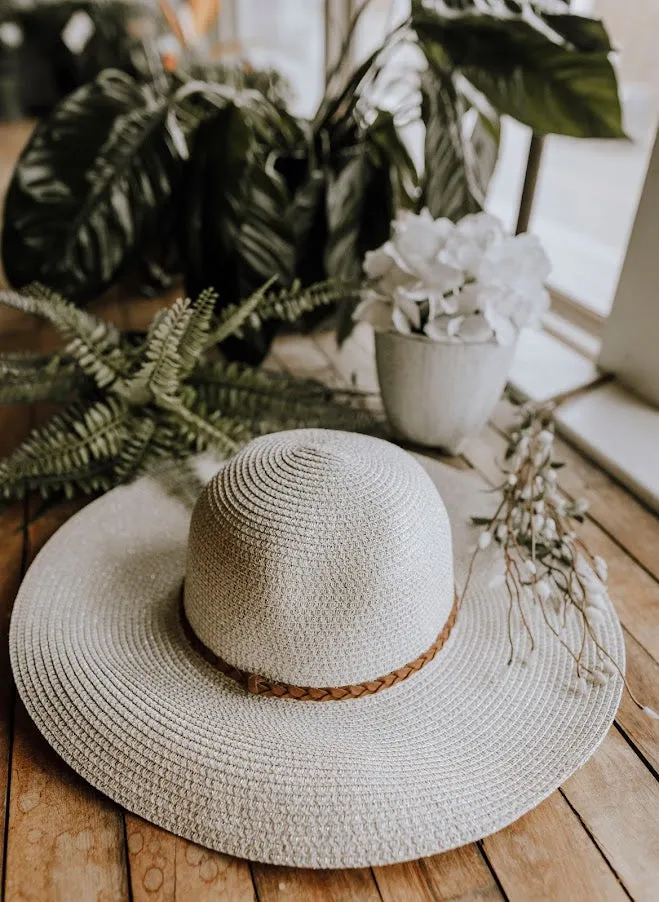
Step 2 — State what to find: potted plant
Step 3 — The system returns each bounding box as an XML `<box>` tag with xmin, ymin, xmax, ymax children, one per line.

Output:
<box><xmin>1</xmin><ymin>1</ymin><xmax>623</xmax><ymax>362</ymax></box>
<box><xmin>354</xmin><ymin>210</ymin><xmax>550</xmax><ymax>453</ymax></box>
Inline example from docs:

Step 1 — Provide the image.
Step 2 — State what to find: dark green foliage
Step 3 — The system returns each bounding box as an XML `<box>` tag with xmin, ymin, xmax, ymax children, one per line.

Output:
<box><xmin>1</xmin><ymin>1</ymin><xmax>623</xmax><ymax>348</ymax></box>
<box><xmin>0</xmin><ymin>281</ymin><xmax>379</xmax><ymax>506</ymax></box>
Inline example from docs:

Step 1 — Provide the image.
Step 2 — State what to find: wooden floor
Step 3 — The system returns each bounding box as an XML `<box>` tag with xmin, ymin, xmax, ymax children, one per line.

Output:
<box><xmin>0</xmin><ymin>124</ymin><xmax>658</xmax><ymax>901</ymax></box>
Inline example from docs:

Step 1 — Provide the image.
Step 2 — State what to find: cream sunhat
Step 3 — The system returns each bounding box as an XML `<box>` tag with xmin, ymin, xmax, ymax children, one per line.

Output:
<box><xmin>10</xmin><ymin>429</ymin><xmax>623</xmax><ymax>868</ymax></box>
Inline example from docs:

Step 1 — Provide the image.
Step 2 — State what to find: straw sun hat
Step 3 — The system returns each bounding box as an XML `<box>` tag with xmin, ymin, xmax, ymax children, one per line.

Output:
<box><xmin>10</xmin><ymin>429</ymin><xmax>623</xmax><ymax>868</ymax></box>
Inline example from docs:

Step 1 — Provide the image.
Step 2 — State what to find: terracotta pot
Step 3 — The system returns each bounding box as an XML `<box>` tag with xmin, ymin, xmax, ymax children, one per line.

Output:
<box><xmin>375</xmin><ymin>329</ymin><xmax>517</xmax><ymax>454</ymax></box>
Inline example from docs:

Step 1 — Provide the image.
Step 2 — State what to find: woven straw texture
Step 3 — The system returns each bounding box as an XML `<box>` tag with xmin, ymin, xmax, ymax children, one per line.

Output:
<box><xmin>9</xmin><ymin>430</ymin><xmax>624</xmax><ymax>869</ymax></box>
<box><xmin>185</xmin><ymin>431</ymin><xmax>454</xmax><ymax>686</ymax></box>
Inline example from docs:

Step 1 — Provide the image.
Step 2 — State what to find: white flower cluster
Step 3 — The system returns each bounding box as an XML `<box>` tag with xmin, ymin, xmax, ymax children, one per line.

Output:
<box><xmin>354</xmin><ymin>209</ymin><xmax>551</xmax><ymax>345</ymax></box>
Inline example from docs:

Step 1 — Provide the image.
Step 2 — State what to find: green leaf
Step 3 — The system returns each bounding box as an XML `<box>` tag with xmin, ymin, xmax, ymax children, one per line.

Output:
<box><xmin>420</xmin><ymin>65</ymin><xmax>483</xmax><ymax>221</ymax></box>
<box><xmin>541</xmin><ymin>14</ymin><xmax>613</xmax><ymax>53</ymax></box>
<box><xmin>368</xmin><ymin>110</ymin><xmax>420</xmax><ymax>209</ymax></box>
<box><xmin>0</xmin><ymin>283</ymin><xmax>127</xmax><ymax>389</ymax></box>
<box><xmin>180</xmin><ymin>101</ymin><xmax>295</xmax><ymax>305</ymax></box>
<box><xmin>2</xmin><ymin>70</ymin><xmax>197</xmax><ymax>300</ymax></box>
<box><xmin>413</xmin><ymin>5</ymin><xmax>625</xmax><ymax>138</ymax></box>
<box><xmin>206</xmin><ymin>276</ymin><xmax>277</xmax><ymax>347</ymax></box>
<box><xmin>0</xmin><ymin>350</ymin><xmax>84</xmax><ymax>405</ymax></box>
<box><xmin>127</xmin><ymin>297</ymin><xmax>195</xmax><ymax>402</ymax></box>
<box><xmin>463</xmin><ymin>97</ymin><xmax>501</xmax><ymax>199</ymax></box>
<box><xmin>325</xmin><ymin>143</ymin><xmax>394</xmax><ymax>342</ymax></box>
<box><xmin>0</xmin><ymin>397</ymin><xmax>128</xmax><ymax>500</ymax></box>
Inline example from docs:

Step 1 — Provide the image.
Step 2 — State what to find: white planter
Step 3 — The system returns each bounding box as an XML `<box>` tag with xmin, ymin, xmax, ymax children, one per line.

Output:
<box><xmin>375</xmin><ymin>329</ymin><xmax>517</xmax><ymax>454</ymax></box>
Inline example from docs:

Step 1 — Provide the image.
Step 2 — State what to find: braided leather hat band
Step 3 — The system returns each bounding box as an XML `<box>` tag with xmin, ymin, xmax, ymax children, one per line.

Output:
<box><xmin>180</xmin><ymin>590</ymin><xmax>458</xmax><ymax>701</ymax></box>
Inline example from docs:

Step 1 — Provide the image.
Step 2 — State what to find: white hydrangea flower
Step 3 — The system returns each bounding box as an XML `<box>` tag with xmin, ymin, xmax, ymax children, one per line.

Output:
<box><xmin>440</xmin><ymin>213</ymin><xmax>505</xmax><ymax>275</ymax></box>
<box><xmin>353</xmin><ymin>210</ymin><xmax>551</xmax><ymax>344</ymax></box>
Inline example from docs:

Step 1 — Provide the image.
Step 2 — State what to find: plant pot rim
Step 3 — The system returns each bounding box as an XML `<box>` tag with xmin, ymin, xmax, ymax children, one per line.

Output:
<box><xmin>374</xmin><ymin>327</ymin><xmax>514</xmax><ymax>349</ymax></box>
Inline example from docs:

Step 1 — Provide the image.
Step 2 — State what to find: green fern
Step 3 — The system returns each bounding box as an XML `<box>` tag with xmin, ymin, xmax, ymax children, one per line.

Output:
<box><xmin>0</xmin><ymin>279</ymin><xmax>379</xmax><ymax>505</ymax></box>
<box><xmin>0</xmin><ymin>351</ymin><xmax>84</xmax><ymax>404</ymax></box>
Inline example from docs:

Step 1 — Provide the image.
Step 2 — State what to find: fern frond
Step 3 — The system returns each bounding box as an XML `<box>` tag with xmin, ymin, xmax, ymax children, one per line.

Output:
<box><xmin>0</xmin><ymin>283</ymin><xmax>120</xmax><ymax>346</ymax></box>
<box><xmin>0</xmin><ymin>398</ymin><xmax>128</xmax><ymax>500</ymax></box>
<box><xmin>205</xmin><ymin>275</ymin><xmax>277</xmax><ymax>347</ymax></box>
<box><xmin>178</xmin><ymin>287</ymin><xmax>218</xmax><ymax>376</ymax></box>
<box><xmin>192</xmin><ymin>358</ymin><xmax>368</xmax><ymax>411</ymax></box>
<box><xmin>255</xmin><ymin>280</ymin><xmax>359</xmax><ymax>327</ymax></box>
<box><xmin>0</xmin><ymin>284</ymin><xmax>380</xmax><ymax>508</ymax></box>
<box><xmin>0</xmin><ymin>284</ymin><xmax>127</xmax><ymax>389</ymax></box>
<box><xmin>124</xmin><ymin>298</ymin><xmax>193</xmax><ymax>402</ymax></box>
<box><xmin>0</xmin><ymin>351</ymin><xmax>86</xmax><ymax>404</ymax></box>
<box><xmin>160</xmin><ymin>395</ymin><xmax>244</xmax><ymax>457</ymax></box>
<box><xmin>112</xmin><ymin>416</ymin><xmax>158</xmax><ymax>483</ymax></box>
<box><xmin>191</xmin><ymin>361</ymin><xmax>379</xmax><ymax>435</ymax></box>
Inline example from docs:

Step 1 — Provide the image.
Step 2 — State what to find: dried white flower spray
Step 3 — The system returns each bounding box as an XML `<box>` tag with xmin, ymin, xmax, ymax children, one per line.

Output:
<box><xmin>463</xmin><ymin>401</ymin><xmax>656</xmax><ymax>718</ymax></box>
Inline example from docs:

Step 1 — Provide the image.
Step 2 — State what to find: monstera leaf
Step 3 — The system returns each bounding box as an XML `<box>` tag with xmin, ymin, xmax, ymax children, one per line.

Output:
<box><xmin>412</xmin><ymin>2</ymin><xmax>625</xmax><ymax>139</ymax></box>
<box><xmin>2</xmin><ymin>70</ymin><xmax>196</xmax><ymax>300</ymax></box>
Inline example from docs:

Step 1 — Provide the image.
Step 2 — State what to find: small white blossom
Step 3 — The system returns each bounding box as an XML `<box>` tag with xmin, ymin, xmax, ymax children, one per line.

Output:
<box><xmin>507</xmin><ymin>473</ymin><xmax>517</xmax><ymax>486</ymax></box>
<box><xmin>572</xmin><ymin>498</ymin><xmax>589</xmax><ymax>516</ymax></box>
<box><xmin>536</xmin><ymin>579</ymin><xmax>552</xmax><ymax>602</ymax></box>
<box><xmin>532</xmin><ymin>514</ymin><xmax>545</xmax><ymax>531</ymax></box>
<box><xmin>496</xmin><ymin>523</ymin><xmax>508</xmax><ymax>541</ymax></box>
<box><xmin>478</xmin><ymin>530</ymin><xmax>492</xmax><ymax>550</ymax></box>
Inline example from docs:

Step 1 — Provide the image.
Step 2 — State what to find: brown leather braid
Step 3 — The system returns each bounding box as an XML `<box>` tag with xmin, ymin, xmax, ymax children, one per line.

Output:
<box><xmin>180</xmin><ymin>591</ymin><xmax>458</xmax><ymax>701</ymax></box>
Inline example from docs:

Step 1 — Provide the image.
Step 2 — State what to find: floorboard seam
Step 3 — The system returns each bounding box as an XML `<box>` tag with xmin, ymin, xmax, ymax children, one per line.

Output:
<box><xmin>558</xmin><ymin>787</ymin><xmax>633</xmax><ymax>900</ymax></box>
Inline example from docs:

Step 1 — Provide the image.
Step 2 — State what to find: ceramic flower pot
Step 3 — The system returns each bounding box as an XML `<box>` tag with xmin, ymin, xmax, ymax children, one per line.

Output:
<box><xmin>375</xmin><ymin>329</ymin><xmax>517</xmax><ymax>454</ymax></box>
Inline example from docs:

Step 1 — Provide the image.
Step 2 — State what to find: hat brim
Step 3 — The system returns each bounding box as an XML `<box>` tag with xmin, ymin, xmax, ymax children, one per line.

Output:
<box><xmin>9</xmin><ymin>456</ymin><xmax>623</xmax><ymax>868</ymax></box>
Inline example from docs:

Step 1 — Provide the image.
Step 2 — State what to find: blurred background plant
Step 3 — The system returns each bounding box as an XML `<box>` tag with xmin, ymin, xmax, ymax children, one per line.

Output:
<box><xmin>0</xmin><ymin>0</ymin><xmax>625</xmax><ymax>361</ymax></box>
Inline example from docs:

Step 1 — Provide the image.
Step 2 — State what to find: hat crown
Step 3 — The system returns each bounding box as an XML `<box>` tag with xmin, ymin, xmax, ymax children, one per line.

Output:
<box><xmin>184</xmin><ymin>429</ymin><xmax>454</xmax><ymax>687</ymax></box>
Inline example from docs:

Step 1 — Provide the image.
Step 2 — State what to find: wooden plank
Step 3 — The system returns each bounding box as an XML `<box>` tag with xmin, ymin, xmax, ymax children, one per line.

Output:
<box><xmin>372</xmin><ymin>861</ymin><xmax>435</xmax><ymax>902</ymax></box>
<box><xmin>0</xmin><ymin>402</ymin><xmax>32</xmax><ymax>895</ymax></box>
<box><xmin>617</xmin><ymin>630</ymin><xmax>659</xmax><ymax>774</ymax></box>
<box><xmin>562</xmin><ymin>728</ymin><xmax>659</xmax><ymax>901</ymax></box>
<box><xmin>126</xmin><ymin>816</ymin><xmax>255</xmax><ymax>902</ymax></box>
<box><xmin>4</xmin><ymin>707</ymin><xmax>128</xmax><ymax>902</ymax></box>
<box><xmin>374</xmin><ymin>844</ymin><xmax>504</xmax><ymax>902</ymax></box>
<box><xmin>482</xmin><ymin>793</ymin><xmax>627</xmax><ymax>902</ymax></box>
<box><xmin>3</xmin><ymin>302</ymin><xmax>131</xmax><ymax>900</ymax></box>
<box><xmin>3</xmin><ymin>497</ymin><xmax>129</xmax><ymax>902</ymax></box>
<box><xmin>251</xmin><ymin>864</ymin><xmax>382</xmax><ymax>902</ymax></box>
<box><xmin>314</xmin><ymin>329</ymin><xmax>380</xmax><ymax>393</ymax></box>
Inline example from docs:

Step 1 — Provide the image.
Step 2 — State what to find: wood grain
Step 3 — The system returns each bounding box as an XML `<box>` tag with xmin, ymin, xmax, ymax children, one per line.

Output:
<box><xmin>0</xmin><ymin>406</ymin><xmax>31</xmax><ymax>894</ymax></box>
<box><xmin>4</xmin><ymin>708</ymin><xmax>128</xmax><ymax>902</ymax></box>
<box><xmin>482</xmin><ymin>793</ymin><xmax>627</xmax><ymax>902</ymax></box>
<box><xmin>125</xmin><ymin>816</ymin><xmax>255</xmax><ymax>902</ymax></box>
<box><xmin>562</xmin><ymin>728</ymin><xmax>659</xmax><ymax>901</ymax></box>
<box><xmin>251</xmin><ymin>863</ymin><xmax>382</xmax><ymax>902</ymax></box>
<box><xmin>374</xmin><ymin>844</ymin><xmax>504</xmax><ymax>902</ymax></box>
